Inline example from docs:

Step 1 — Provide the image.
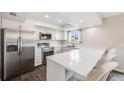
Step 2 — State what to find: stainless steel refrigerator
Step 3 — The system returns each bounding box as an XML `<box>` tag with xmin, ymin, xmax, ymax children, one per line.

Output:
<box><xmin>1</xmin><ymin>28</ymin><xmax>34</xmax><ymax>80</ymax></box>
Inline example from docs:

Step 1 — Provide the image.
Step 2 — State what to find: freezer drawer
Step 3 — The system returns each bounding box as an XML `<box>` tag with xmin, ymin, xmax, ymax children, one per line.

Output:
<box><xmin>20</xmin><ymin>46</ymin><xmax>34</xmax><ymax>74</ymax></box>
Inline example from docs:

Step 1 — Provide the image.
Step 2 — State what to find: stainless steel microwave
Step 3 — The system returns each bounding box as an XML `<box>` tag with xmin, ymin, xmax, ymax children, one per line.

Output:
<box><xmin>39</xmin><ymin>32</ymin><xmax>52</xmax><ymax>40</ymax></box>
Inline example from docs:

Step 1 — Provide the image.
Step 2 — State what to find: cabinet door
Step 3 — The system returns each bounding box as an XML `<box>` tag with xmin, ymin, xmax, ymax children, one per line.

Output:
<box><xmin>35</xmin><ymin>47</ymin><xmax>42</xmax><ymax>66</ymax></box>
<box><xmin>52</xmin><ymin>30</ymin><xmax>62</xmax><ymax>40</ymax></box>
<box><xmin>56</xmin><ymin>31</ymin><xmax>62</xmax><ymax>40</ymax></box>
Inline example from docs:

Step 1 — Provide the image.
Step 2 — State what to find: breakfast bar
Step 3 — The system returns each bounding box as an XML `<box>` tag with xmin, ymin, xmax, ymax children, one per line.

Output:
<box><xmin>47</xmin><ymin>47</ymin><xmax>105</xmax><ymax>81</ymax></box>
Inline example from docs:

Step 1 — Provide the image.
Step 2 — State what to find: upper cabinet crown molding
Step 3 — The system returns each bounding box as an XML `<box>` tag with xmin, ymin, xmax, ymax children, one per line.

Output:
<box><xmin>2</xmin><ymin>27</ymin><xmax>35</xmax><ymax>33</ymax></box>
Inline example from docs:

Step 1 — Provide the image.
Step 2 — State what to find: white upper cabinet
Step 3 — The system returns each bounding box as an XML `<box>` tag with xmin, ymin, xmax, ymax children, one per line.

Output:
<box><xmin>52</xmin><ymin>30</ymin><xmax>63</xmax><ymax>40</ymax></box>
<box><xmin>35</xmin><ymin>26</ymin><xmax>64</xmax><ymax>41</ymax></box>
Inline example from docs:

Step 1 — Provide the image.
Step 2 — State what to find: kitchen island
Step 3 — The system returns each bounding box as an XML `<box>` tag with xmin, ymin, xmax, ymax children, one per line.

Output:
<box><xmin>47</xmin><ymin>47</ymin><xmax>105</xmax><ymax>81</ymax></box>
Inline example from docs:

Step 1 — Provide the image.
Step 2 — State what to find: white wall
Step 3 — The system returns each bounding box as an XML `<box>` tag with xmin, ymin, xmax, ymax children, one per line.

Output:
<box><xmin>82</xmin><ymin>14</ymin><xmax>124</xmax><ymax>72</ymax></box>
<box><xmin>82</xmin><ymin>14</ymin><xmax>124</xmax><ymax>48</ymax></box>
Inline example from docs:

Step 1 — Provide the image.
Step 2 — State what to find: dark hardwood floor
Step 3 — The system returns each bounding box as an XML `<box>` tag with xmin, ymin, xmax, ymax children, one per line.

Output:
<box><xmin>10</xmin><ymin>65</ymin><xmax>46</xmax><ymax>81</ymax></box>
<box><xmin>9</xmin><ymin>65</ymin><xmax>123</xmax><ymax>81</ymax></box>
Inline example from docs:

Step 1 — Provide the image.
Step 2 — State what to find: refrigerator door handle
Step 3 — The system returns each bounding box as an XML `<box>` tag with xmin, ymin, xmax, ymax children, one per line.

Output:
<box><xmin>20</xmin><ymin>37</ymin><xmax>23</xmax><ymax>55</ymax></box>
<box><xmin>17</xmin><ymin>37</ymin><xmax>20</xmax><ymax>55</ymax></box>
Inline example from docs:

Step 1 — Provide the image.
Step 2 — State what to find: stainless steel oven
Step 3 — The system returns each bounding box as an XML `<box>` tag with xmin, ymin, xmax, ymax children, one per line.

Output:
<box><xmin>39</xmin><ymin>43</ymin><xmax>54</xmax><ymax>65</ymax></box>
<box><xmin>42</xmin><ymin>50</ymin><xmax>54</xmax><ymax>65</ymax></box>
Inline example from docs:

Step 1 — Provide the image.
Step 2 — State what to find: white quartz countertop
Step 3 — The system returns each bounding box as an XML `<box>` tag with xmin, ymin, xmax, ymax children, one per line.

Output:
<box><xmin>47</xmin><ymin>47</ymin><xmax>106</xmax><ymax>78</ymax></box>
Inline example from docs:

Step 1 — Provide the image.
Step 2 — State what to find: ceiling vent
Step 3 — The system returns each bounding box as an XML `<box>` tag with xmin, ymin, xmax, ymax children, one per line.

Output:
<box><xmin>9</xmin><ymin>12</ymin><xmax>17</xmax><ymax>16</ymax></box>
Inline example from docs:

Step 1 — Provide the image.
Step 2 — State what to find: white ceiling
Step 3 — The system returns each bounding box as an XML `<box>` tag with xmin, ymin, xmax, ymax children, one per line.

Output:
<box><xmin>28</xmin><ymin>12</ymin><xmax>103</xmax><ymax>29</ymax></box>
<box><xmin>98</xmin><ymin>12</ymin><xmax>124</xmax><ymax>18</ymax></box>
<box><xmin>0</xmin><ymin>12</ymin><xmax>124</xmax><ymax>30</ymax></box>
<box><xmin>0</xmin><ymin>12</ymin><xmax>103</xmax><ymax>29</ymax></box>
<box><xmin>0</xmin><ymin>12</ymin><xmax>29</xmax><ymax>22</ymax></box>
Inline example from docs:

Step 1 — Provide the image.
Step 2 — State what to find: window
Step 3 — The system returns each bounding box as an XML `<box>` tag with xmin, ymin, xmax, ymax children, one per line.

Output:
<box><xmin>68</xmin><ymin>30</ymin><xmax>81</xmax><ymax>45</ymax></box>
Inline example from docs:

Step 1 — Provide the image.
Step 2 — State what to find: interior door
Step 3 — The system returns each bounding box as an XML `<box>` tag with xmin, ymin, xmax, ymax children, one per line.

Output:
<box><xmin>20</xmin><ymin>46</ymin><xmax>34</xmax><ymax>74</ymax></box>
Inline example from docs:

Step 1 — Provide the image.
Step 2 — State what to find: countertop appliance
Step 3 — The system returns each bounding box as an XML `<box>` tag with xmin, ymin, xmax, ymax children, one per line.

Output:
<box><xmin>0</xmin><ymin>28</ymin><xmax>34</xmax><ymax>80</ymax></box>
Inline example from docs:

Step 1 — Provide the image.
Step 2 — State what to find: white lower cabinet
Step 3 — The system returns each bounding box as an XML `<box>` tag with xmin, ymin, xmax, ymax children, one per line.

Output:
<box><xmin>35</xmin><ymin>45</ymin><xmax>42</xmax><ymax>66</ymax></box>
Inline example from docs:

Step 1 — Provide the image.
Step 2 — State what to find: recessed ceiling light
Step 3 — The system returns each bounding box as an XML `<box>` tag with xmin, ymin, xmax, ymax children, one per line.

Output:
<box><xmin>45</xmin><ymin>15</ymin><xmax>50</xmax><ymax>18</ymax></box>
<box><xmin>87</xmin><ymin>25</ymin><xmax>92</xmax><ymax>27</ymax></box>
<box><xmin>58</xmin><ymin>19</ymin><xmax>62</xmax><ymax>22</ymax></box>
<box><xmin>80</xmin><ymin>20</ymin><xmax>83</xmax><ymax>22</ymax></box>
